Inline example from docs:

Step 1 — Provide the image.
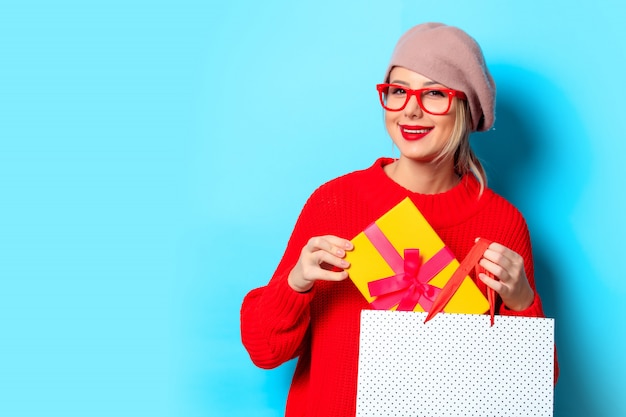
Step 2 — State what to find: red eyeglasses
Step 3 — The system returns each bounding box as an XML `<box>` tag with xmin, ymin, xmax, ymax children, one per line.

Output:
<box><xmin>376</xmin><ymin>83</ymin><xmax>467</xmax><ymax>115</ymax></box>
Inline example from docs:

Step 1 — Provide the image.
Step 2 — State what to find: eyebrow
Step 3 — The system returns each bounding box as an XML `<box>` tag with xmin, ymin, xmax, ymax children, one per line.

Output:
<box><xmin>389</xmin><ymin>79</ymin><xmax>442</xmax><ymax>88</ymax></box>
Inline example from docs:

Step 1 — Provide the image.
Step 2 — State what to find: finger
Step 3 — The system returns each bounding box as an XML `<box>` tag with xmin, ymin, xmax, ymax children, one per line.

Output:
<box><xmin>302</xmin><ymin>263</ymin><xmax>349</xmax><ymax>282</ymax></box>
<box><xmin>478</xmin><ymin>272</ymin><xmax>505</xmax><ymax>295</ymax></box>
<box><xmin>322</xmin><ymin>235</ymin><xmax>354</xmax><ymax>251</ymax></box>
<box><xmin>482</xmin><ymin>247</ymin><xmax>511</xmax><ymax>269</ymax></box>
<box><xmin>313</xmin><ymin>249</ymin><xmax>350</xmax><ymax>270</ymax></box>
<box><xmin>482</xmin><ymin>247</ymin><xmax>524</xmax><ymax>282</ymax></box>
<box><xmin>478</xmin><ymin>258</ymin><xmax>506</xmax><ymax>281</ymax></box>
<box><xmin>306</xmin><ymin>236</ymin><xmax>353</xmax><ymax>258</ymax></box>
<box><xmin>484</xmin><ymin>243</ymin><xmax>523</xmax><ymax>268</ymax></box>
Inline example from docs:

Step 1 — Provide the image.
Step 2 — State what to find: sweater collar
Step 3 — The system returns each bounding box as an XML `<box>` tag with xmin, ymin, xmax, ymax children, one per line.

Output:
<box><xmin>370</xmin><ymin>158</ymin><xmax>489</xmax><ymax>228</ymax></box>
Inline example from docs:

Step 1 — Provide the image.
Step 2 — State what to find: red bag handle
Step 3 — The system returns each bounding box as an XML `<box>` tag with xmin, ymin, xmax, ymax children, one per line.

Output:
<box><xmin>424</xmin><ymin>238</ymin><xmax>497</xmax><ymax>326</ymax></box>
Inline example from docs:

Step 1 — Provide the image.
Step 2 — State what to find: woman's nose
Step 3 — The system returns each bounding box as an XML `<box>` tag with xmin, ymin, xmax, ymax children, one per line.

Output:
<box><xmin>403</xmin><ymin>94</ymin><xmax>423</xmax><ymax>117</ymax></box>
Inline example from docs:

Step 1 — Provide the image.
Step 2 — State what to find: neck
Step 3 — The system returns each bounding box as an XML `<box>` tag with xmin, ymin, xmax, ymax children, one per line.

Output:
<box><xmin>384</xmin><ymin>157</ymin><xmax>459</xmax><ymax>194</ymax></box>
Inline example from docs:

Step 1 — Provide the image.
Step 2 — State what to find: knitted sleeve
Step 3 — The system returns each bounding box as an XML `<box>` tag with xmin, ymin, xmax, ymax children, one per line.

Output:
<box><xmin>240</xmin><ymin>189</ymin><xmax>326</xmax><ymax>369</ymax></box>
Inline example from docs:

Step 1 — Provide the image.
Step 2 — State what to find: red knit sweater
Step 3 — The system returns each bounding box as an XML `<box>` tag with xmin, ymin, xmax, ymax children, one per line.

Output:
<box><xmin>241</xmin><ymin>158</ymin><xmax>556</xmax><ymax>417</ymax></box>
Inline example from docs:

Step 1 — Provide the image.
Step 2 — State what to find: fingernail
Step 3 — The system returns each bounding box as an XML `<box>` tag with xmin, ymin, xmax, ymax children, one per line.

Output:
<box><xmin>336</xmin><ymin>249</ymin><xmax>345</xmax><ymax>257</ymax></box>
<box><xmin>341</xmin><ymin>260</ymin><xmax>349</xmax><ymax>268</ymax></box>
<box><xmin>345</xmin><ymin>241</ymin><xmax>353</xmax><ymax>250</ymax></box>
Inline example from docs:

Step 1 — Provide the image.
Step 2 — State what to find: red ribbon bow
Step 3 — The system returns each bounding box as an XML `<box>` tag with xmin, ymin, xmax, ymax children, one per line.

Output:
<box><xmin>364</xmin><ymin>222</ymin><xmax>454</xmax><ymax>312</ymax></box>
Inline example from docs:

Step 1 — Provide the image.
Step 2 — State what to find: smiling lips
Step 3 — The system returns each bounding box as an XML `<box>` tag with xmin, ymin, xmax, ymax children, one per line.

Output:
<box><xmin>399</xmin><ymin>124</ymin><xmax>433</xmax><ymax>141</ymax></box>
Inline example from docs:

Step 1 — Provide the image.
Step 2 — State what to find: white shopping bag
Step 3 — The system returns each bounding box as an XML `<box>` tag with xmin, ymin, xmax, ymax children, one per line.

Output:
<box><xmin>357</xmin><ymin>310</ymin><xmax>554</xmax><ymax>417</ymax></box>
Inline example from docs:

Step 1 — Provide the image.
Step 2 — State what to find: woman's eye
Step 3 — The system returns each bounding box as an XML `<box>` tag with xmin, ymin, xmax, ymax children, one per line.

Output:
<box><xmin>425</xmin><ymin>89</ymin><xmax>446</xmax><ymax>98</ymax></box>
<box><xmin>389</xmin><ymin>87</ymin><xmax>406</xmax><ymax>95</ymax></box>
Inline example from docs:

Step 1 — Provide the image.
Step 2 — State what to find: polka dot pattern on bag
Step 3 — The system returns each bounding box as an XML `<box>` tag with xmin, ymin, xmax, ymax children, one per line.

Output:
<box><xmin>356</xmin><ymin>310</ymin><xmax>554</xmax><ymax>417</ymax></box>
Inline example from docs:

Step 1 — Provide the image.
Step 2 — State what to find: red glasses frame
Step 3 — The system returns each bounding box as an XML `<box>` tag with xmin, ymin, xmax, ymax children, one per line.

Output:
<box><xmin>376</xmin><ymin>83</ymin><xmax>467</xmax><ymax>115</ymax></box>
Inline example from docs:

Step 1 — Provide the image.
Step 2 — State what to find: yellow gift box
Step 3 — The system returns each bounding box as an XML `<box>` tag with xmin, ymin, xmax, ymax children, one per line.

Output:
<box><xmin>345</xmin><ymin>198</ymin><xmax>488</xmax><ymax>314</ymax></box>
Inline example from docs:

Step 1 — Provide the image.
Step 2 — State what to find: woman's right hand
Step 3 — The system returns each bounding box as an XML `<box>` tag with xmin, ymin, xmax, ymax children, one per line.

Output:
<box><xmin>287</xmin><ymin>235</ymin><xmax>354</xmax><ymax>293</ymax></box>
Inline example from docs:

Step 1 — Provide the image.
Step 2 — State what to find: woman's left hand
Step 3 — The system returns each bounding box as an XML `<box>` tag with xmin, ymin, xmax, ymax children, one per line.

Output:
<box><xmin>477</xmin><ymin>241</ymin><xmax>535</xmax><ymax>311</ymax></box>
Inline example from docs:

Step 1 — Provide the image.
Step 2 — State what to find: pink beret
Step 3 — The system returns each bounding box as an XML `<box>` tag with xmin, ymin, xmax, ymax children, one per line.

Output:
<box><xmin>384</xmin><ymin>23</ymin><xmax>496</xmax><ymax>132</ymax></box>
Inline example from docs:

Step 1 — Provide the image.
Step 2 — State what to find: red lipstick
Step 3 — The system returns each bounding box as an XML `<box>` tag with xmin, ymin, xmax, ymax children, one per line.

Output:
<box><xmin>399</xmin><ymin>124</ymin><xmax>433</xmax><ymax>141</ymax></box>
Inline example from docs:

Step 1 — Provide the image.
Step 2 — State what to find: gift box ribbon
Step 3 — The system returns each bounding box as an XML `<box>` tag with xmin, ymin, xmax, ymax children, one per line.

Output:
<box><xmin>364</xmin><ymin>222</ymin><xmax>455</xmax><ymax>311</ymax></box>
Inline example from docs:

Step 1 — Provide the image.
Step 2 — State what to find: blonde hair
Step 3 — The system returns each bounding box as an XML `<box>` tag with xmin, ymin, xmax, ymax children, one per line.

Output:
<box><xmin>434</xmin><ymin>99</ymin><xmax>487</xmax><ymax>196</ymax></box>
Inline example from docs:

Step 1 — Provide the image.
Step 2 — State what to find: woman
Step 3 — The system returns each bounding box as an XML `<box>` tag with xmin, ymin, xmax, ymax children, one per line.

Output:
<box><xmin>241</xmin><ymin>22</ymin><xmax>557</xmax><ymax>416</ymax></box>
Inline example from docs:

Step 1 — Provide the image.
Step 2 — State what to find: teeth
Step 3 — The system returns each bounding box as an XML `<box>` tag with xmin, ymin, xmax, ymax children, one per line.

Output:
<box><xmin>403</xmin><ymin>128</ymin><xmax>429</xmax><ymax>134</ymax></box>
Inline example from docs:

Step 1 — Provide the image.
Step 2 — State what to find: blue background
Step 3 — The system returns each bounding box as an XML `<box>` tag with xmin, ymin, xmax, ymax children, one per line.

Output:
<box><xmin>1</xmin><ymin>1</ymin><xmax>625</xmax><ymax>416</ymax></box>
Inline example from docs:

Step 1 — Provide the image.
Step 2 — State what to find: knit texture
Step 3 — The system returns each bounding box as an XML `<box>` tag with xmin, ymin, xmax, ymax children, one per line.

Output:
<box><xmin>241</xmin><ymin>158</ymin><xmax>556</xmax><ymax>416</ymax></box>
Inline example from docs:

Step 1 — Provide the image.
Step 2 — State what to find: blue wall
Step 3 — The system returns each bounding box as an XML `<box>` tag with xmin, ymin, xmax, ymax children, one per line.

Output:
<box><xmin>1</xmin><ymin>1</ymin><xmax>624</xmax><ymax>416</ymax></box>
